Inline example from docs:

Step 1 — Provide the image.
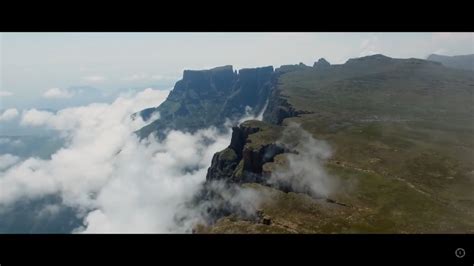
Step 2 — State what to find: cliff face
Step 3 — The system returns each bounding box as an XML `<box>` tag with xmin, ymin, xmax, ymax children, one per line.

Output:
<box><xmin>205</xmin><ymin>120</ymin><xmax>287</xmax><ymax>184</ymax></box>
<box><xmin>262</xmin><ymin>87</ymin><xmax>306</xmax><ymax>125</ymax></box>
<box><xmin>220</xmin><ymin>66</ymin><xmax>274</xmax><ymax>120</ymax></box>
<box><xmin>137</xmin><ymin>65</ymin><xmax>275</xmax><ymax>139</ymax></box>
<box><xmin>204</xmin><ymin>65</ymin><xmax>308</xmax><ymax>186</ymax></box>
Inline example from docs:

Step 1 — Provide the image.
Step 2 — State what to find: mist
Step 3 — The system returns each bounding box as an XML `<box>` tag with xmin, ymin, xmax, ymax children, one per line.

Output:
<box><xmin>1</xmin><ymin>88</ymin><xmax>216</xmax><ymax>232</ymax></box>
<box><xmin>0</xmin><ymin>88</ymin><xmax>272</xmax><ymax>233</ymax></box>
<box><xmin>268</xmin><ymin>122</ymin><xmax>338</xmax><ymax>199</ymax></box>
<box><xmin>0</xmin><ymin>84</ymin><xmax>340</xmax><ymax>233</ymax></box>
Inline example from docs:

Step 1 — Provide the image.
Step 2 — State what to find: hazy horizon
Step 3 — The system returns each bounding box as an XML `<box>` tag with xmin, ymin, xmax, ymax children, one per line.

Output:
<box><xmin>1</xmin><ymin>32</ymin><xmax>473</xmax><ymax>109</ymax></box>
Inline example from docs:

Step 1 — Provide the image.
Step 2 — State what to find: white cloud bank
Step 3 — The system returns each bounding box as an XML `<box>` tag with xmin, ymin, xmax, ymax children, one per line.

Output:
<box><xmin>43</xmin><ymin>88</ymin><xmax>74</xmax><ymax>99</ymax></box>
<box><xmin>0</xmin><ymin>88</ymin><xmax>237</xmax><ymax>233</ymax></box>
<box><xmin>0</xmin><ymin>108</ymin><xmax>19</xmax><ymax>122</ymax></box>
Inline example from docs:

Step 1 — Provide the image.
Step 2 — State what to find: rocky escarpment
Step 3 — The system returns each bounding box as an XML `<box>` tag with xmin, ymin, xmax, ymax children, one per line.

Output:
<box><xmin>205</xmin><ymin>120</ymin><xmax>287</xmax><ymax>184</ymax></box>
<box><xmin>220</xmin><ymin>66</ymin><xmax>274</xmax><ymax>120</ymax></box>
<box><xmin>260</xmin><ymin>63</ymin><xmax>319</xmax><ymax>125</ymax></box>
<box><xmin>262</xmin><ymin>88</ymin><xmax>306</xmax><ymax>125</ymax></box>
<box><xmin>204</xmin><ymin>64</ymin><xmax>315</xmax><ymax>184</ymax></box>
<box><xmin>137</xmin><ymin>65</ymin><xmax>275</xmax><ymax>139</ymax></box>
<box><xmin>196</xmin><ymin>120</ymin><xmax>289</xmax><ymax>224</ymax></box>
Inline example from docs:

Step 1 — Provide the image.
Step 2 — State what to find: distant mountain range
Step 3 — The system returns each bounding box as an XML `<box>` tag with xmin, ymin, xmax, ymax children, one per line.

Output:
<box><xmin>427</xmin><ymin>54</ymin><xmax>474</xmax><ymax>71</ymax></box>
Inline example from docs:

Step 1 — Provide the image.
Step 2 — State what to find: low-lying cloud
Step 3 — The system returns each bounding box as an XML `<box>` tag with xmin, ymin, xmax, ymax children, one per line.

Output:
<box><xmin>268</xmin><ymin>123</ymin><xmax>338</xmax><ymax>199</ymax></box>
<box><xmin>183</xmin><ymin>180</ymin><xmax>267</xmax><ymax>229</ymax></box>
<box><xmin>0</xmin><ymin>90</ymin><xmax>294</xmax><ymax>233</ymax></box>
<box><xmin>1</xmin><ymin>88</ymin><xmax>239</xmax><ymax>232</ymax></box>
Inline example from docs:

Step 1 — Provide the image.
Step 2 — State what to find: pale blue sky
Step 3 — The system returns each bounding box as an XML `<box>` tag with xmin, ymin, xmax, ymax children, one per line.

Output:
<box><xmin>1</xmin><ymin>32</ymin><xmax>473</xmax><ymax>109</ymax></box>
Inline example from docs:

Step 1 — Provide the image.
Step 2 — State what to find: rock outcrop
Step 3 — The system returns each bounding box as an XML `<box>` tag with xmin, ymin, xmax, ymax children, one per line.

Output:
<box><xmin>198</xmin><ymin>120</ymin><xmax>289</xmax><ymax>224</ymax></box>
<box><xmin>262</xmin><ymin>87</ymin><xmax>311</xmax><ymax>125</ymax></box>
<box><xmin>205</xmin><ymin>120</ymin><xmax>286</xmax><ymax>184</ymax></box>
<box><xmin>313</xmin><ymin>58</ymin><xmax>330</xmax><ymax>68</ymax></box>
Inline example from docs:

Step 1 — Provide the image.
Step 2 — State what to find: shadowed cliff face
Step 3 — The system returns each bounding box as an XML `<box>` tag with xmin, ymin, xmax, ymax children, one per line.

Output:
<box><xmin>205</xmin><ymin>120</ymin><xmax>286</xmax><ymax>184</ymax></box>
<box><xmin>188</xmin><ymin>120</ymin><xmax>288</xmax><ymax>225</ymax></box>
<box><xmin>262</xmin><ymin>87</ymin><xmax>311</xmax><ymax>125</ymax></box>
<box><xmin>136</xmin><ymin>65</ymin><xmax>275</xmax><ymax>139</ymax></box>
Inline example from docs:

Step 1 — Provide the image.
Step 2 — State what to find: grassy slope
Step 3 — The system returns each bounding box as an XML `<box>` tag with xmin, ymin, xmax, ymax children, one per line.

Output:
<box><xmin>203</xmin><ymin>58</ymin><xmax>474</xmax><ymax>233</ymax></box>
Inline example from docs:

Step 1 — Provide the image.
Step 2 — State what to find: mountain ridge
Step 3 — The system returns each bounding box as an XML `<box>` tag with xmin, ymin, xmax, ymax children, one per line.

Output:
<box><xmin>427</xmin><ymin>53</ymin><xmax>474</xmax><ymax>71</ymax></box>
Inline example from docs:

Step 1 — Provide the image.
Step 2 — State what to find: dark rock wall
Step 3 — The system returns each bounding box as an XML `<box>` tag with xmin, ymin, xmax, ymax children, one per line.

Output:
<box><xmin>205</xmin><ymin>122</ymin><xmax>286</xmax><ymax>184</ymax></box>
<box><xmin>137</xmin><ymin>65</ymin><xmax>275</xmax><ymax>139</ymax></box>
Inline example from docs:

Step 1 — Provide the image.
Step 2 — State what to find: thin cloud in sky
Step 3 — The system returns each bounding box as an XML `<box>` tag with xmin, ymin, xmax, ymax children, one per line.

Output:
<box><xmin>122</xmin><ymin>73</ymin><xmax>148</xmax><ymax>81</ymax></box>
<box><xmin>359</xmin><ymin>35</ymin><xmax>381</xmax><ymax>57</ymax></box>
<box><xmin>83</xmin><ymin>75</ymin><xmax>106</xmax><ymax>82</ymax></box>
<box><xmin>122</xmin><ymin>73</ymin><xmax>179</xmax><ymax>81</ymax></box>
<box><xmin>0</xmin><ymin>90</ymin><xmax>13</xmax><ymax>97</ymax></box>
<box><xmin>43</xmin><ymin>88</ymin><xmax>74</xmax><ymax>99</ymax></box>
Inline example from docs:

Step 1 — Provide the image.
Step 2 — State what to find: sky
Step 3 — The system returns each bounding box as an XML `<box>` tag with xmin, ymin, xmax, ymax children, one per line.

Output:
<box><xmin>1</xmin><ymin>32</ymin><xmax>473</xmax><ymax>109</ymax></box>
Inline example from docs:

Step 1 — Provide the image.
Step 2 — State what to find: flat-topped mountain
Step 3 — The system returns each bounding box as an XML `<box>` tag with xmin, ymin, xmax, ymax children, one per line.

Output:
<box><xmin>137</xmin><ymin>65</ymin><xmax>274</xmax><ymax>138</ymax></box>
